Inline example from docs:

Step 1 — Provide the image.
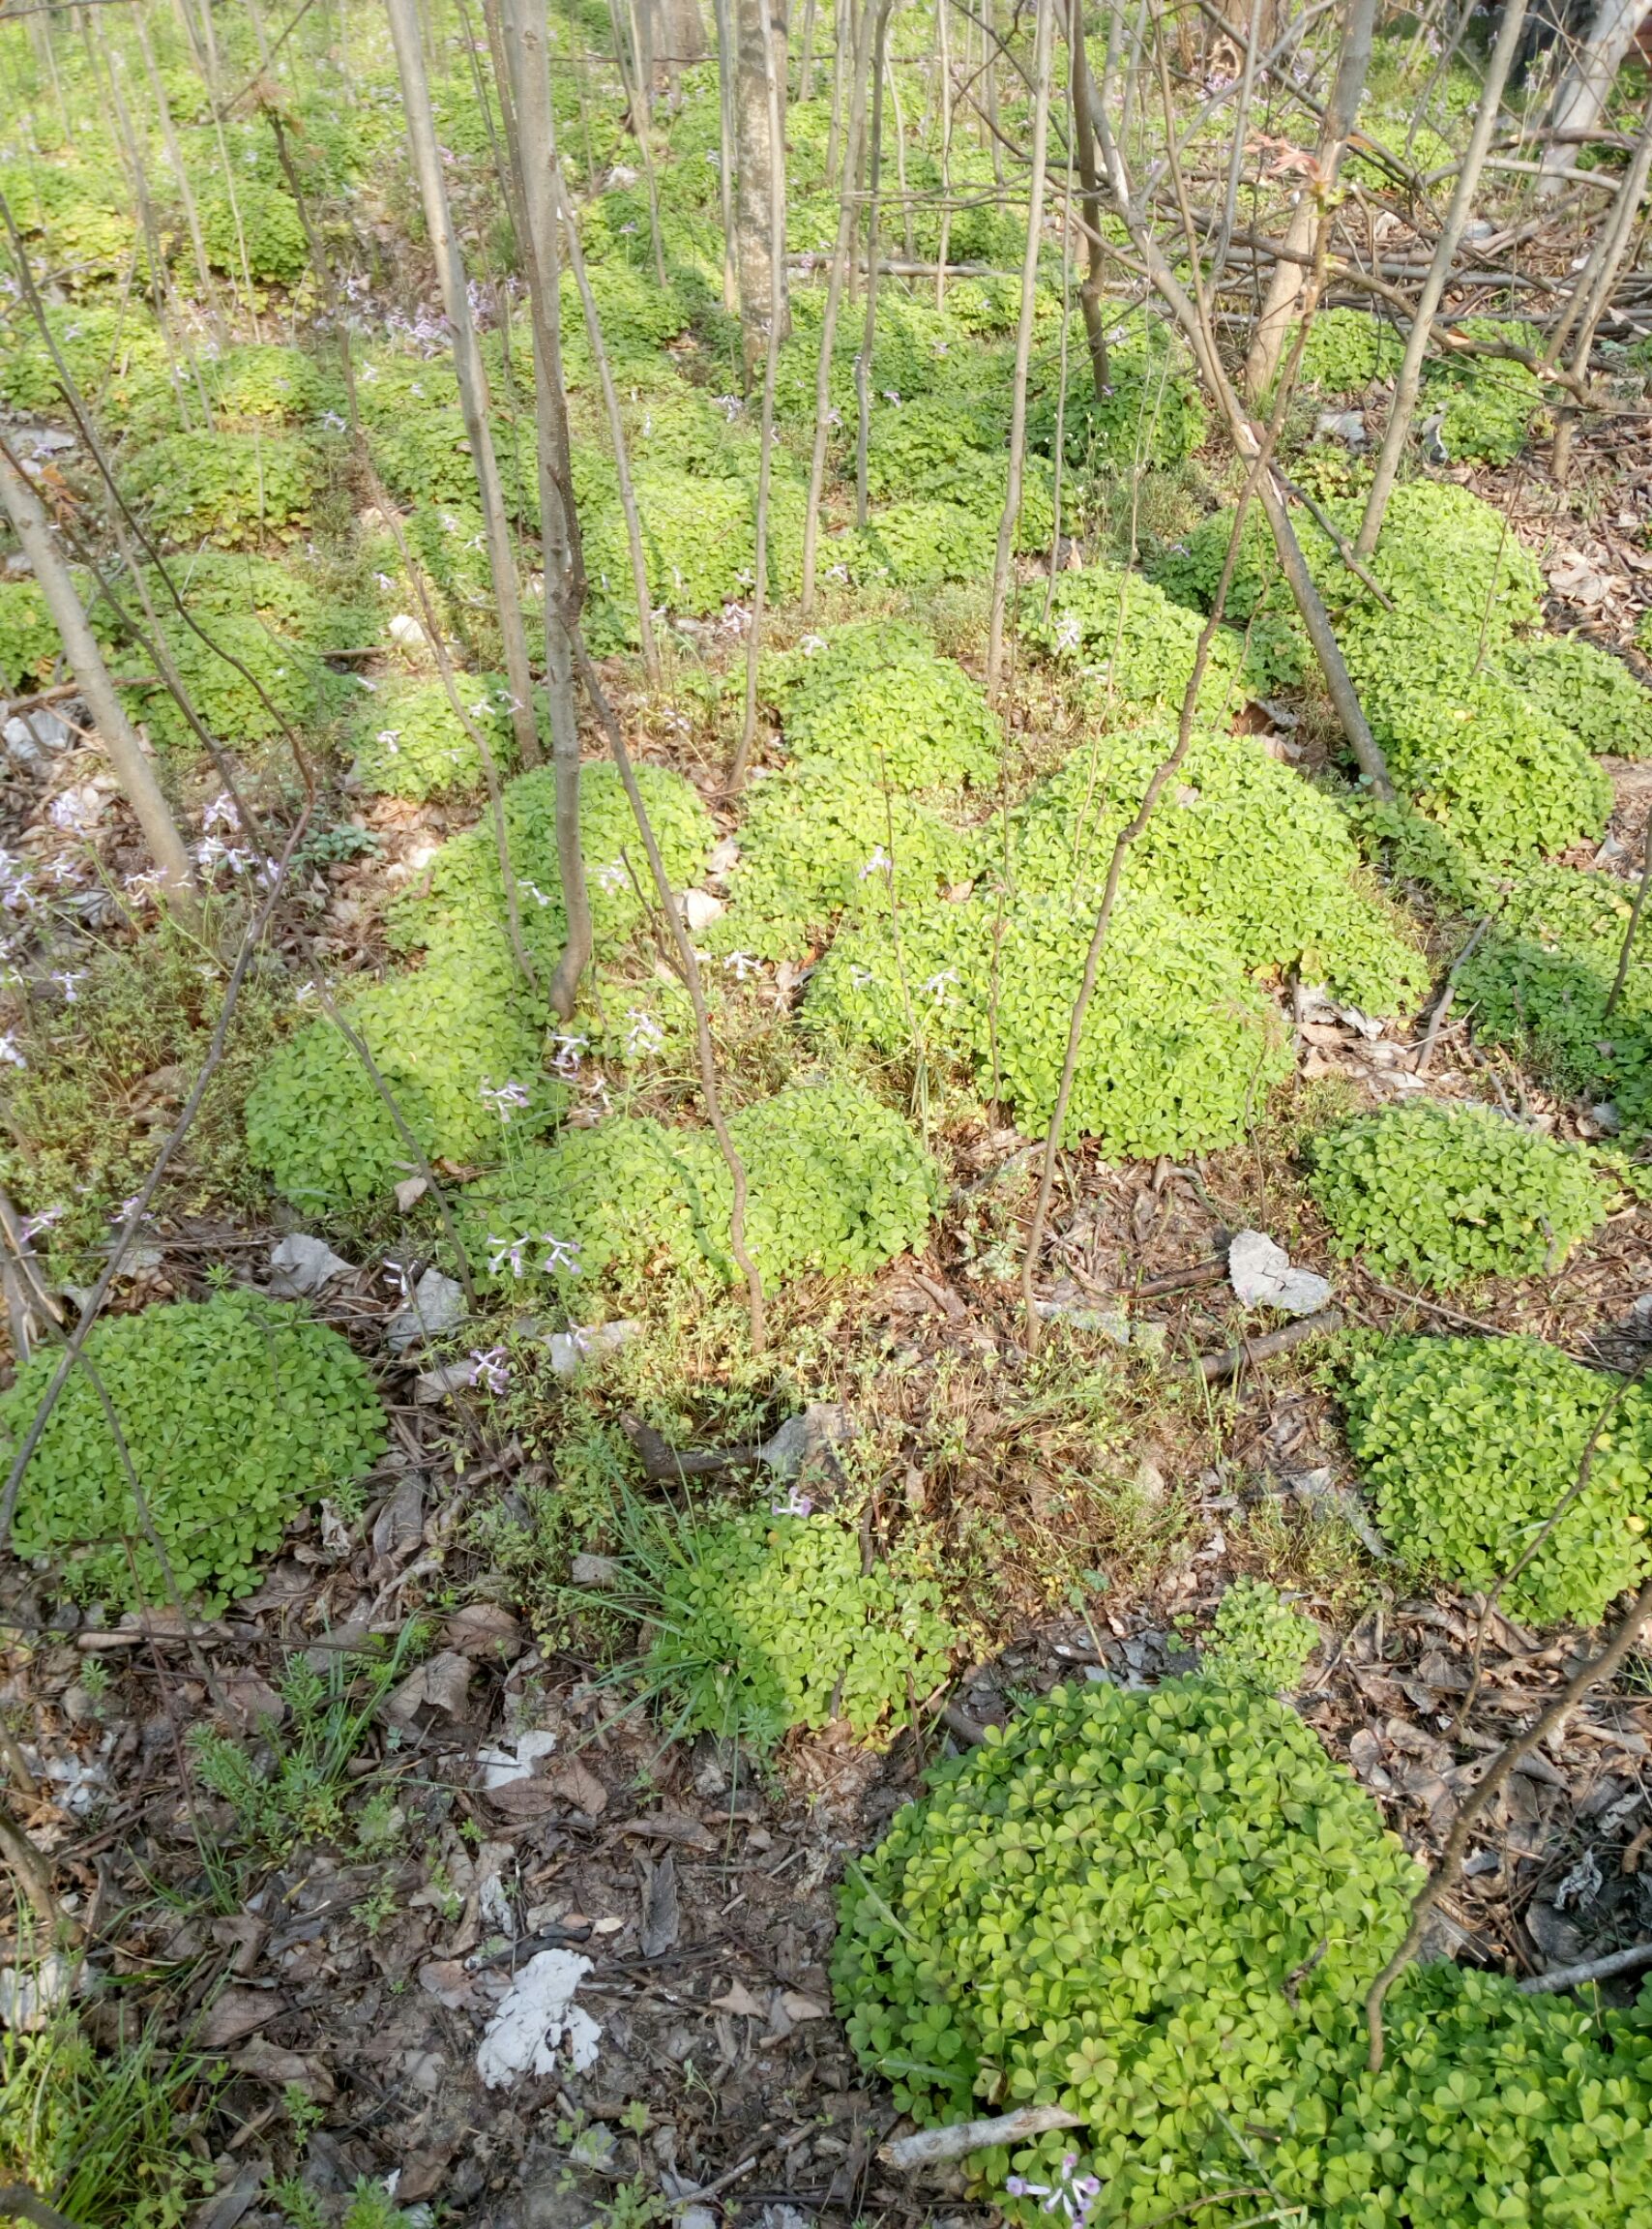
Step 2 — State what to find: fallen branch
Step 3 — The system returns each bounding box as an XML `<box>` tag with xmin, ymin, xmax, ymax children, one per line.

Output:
<box><xmin>1414</xmin><ymin>916</ymin><xmax>1490</xmax><ymax>1079</ymax></box>
<box><xmin>1519</xmin><ymin>1940</ymin><xmax>1652</xmax><ymax>1994</ymax></box>
<box><xmin>1197</xmin><ymin>1308</ymin><xmax>1343</xmax><ymax>1383</ymax></box>
<box><xmin>880</xmin><ymin>2103</ymin><xmax>1085</xmax><ymax>2171</ymax></box>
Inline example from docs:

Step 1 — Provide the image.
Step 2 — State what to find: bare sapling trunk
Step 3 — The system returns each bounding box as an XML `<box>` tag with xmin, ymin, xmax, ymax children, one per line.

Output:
<box><xmin>1066</xmin><ymin>0</ymin><xmax>1111</xmax><ymax>398</ymax></box>
<box><xmin>802</xmin><ymin>0</ymin><xmax>876</xmax><ymax>609</ymax></box>
<box><xmin>494</xmin><ymin>0</ymin><xmax>598</xmax><ymax>1017</ymax></box>
<box><xmin>731</xmin><ymin>0</ymin><xmax>788</xmax><ymax>789</ymax></box>
<box><xmin>1549</xmin><ymin>94</ymin><xmax>1652</xmax><ymax>480</ymax></box>
<box><xmin>715</xmin><ymin>0</ymin><xmax>740</xmax><ymax>310</ymax></box>
<box><xmin>384</xmin><ymin>0</ymin><xmax>542</xmax><ymax>772</ymax></box>
<box><xmin>736</xmin><ymin>0</ymin><xmax>791</xmax><ymax>381</ymax></box>
<box><xmin>1356</xmin><ymin>0</ymin><xmax>1529</xmax><ymax>555</ymax></box>
<box><xmin>934</xmin><ymin>0</ymin><xmax>953</xmax><ymax>302</ymax></box>
<box><xmin>987</xmin><ymin>0</ymin><xmax>1054</xmax><ymax>693</ymax></box>
<box><xmin>133</xmin><ymin>7</ymin><xmax>226</xmax><ymax>342</ymax></box>
<box><xmin>854</xmin><ymin>0</ymin><xmax>894</xmax><ymax>525</ymax></box>
<box><xmin>1538</xmin><ymin>0</ymin><xmax>1648</xmax><ymax>196</ymax></box>
<box><xmin>0</xmin><ymin>446</ymin><xmax>197</xmax><ymax>915</ymax></box>
<box><xmin>1242</xmin><ymin>0</ymin><xmax>1377</xmax><ymax>401</ymax></box>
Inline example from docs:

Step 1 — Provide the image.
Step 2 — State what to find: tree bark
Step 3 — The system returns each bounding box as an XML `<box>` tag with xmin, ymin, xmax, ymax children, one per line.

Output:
<box><xmin>1241</xmin><ymin>0</ymin><xmax>1377</xmax><ymax>401</ymax></box>
<box><xmin>1067</xmin><ymin>0</ymin><xmax>1111</xmax><ymax>401</ymax></box>
<box><xmin>1538</xmin><ymin>0</ymin><xmax>1647</xmax><ymax>195</ymax></box>
<box><xmin>493</xmin><ymin>0</ymin><xmax>597</xmax><ymax>1020</ymax></box>
<box><xmin>736</xmin><ymin>0</ymin><xmax>790</xmax><ymax>380</ymax></box>
<box><xmin>987</xmin><ymin>0</ymin><xmax>1054</xmax><ymax>692</ymax></box>
<box><xmin>1357</xmin><ymin>0</ymin><xmax>1529</xmax><ymax>554</ymax></box>
<box><xmin>385</xmin><ymin>0</ymin><xmax>541</xmax><ymax>773</ymax></box>
<box><xmin>0</xmin><ymin>447</ymin><xmax>197</xmax><ymax>915</ymax></box>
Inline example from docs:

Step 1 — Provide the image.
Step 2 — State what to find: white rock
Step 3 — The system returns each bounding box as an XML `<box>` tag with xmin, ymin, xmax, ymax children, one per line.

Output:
<box><xmin>1316</xmin><ymin>408</ymin><xmax>1366</xmax><ymax>446</ymax></box>
<box><xmin>387</xmin><ymin>612</ymin><xmax>428</xmax><ymax>649</ymax></box>
<box><xmin>268</xmin><ymin>1233</ymin><xmax>353</xmax><ymax>1296</ymax></box>
<box><xmin>476</xmin><ymin>1948</ymin><xmax>601</xmax><ymax>2087</ymax></box>
<box><xmin>680</xmin><ymin>888</ymin><xmax>724</xmax><ymax>932</ymax></box>
<box><xmin>545</xmin><ymin>1319</ymin><xmax>639</xmax><ymax>1378</ymax></box>
<box><xmin>480</xmin><ymin>1727</ymin><xmax>559</xmax><ymax>1790</ymax></box>
<box><xmin>1228</xmin><ymin>1230</ymin><xmax>1333</xmax><ymax>1318</ymax></box>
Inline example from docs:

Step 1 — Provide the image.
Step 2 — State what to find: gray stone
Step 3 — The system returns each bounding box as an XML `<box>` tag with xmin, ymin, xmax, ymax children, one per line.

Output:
<box><xmin>545</xmin><ymin>1319</ymin><xmax>639</xmax><ymax>1378</ymax></box>
<box><xmin>387</xmin><ymin>1267</ymin><xmax>466</xmax><ymax>1352</ymax></box>
<box><xmin>1228</xmin><ymin>1230</ymin><xmax>1333</xmax><ymax>1318</ymax></box>
<box><xmin>758</xmin><ymin>1401</ymin><xmax>854</xmax><ymax>1479</ymax></box>
<box><xmin>268</xmin><ymin>1233</ymin><xmax>353</xmax><ymax>1297</ymax></box>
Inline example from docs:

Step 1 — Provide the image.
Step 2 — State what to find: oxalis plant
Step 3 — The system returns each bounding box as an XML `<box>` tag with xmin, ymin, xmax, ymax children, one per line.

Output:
<box><xmin>832</xmin><ymin>1670</ymin><xmax>1652</xmax><ymax>2226</ymax></box>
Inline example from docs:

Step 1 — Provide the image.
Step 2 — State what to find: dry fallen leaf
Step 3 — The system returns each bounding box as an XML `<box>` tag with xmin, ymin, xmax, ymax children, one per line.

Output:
<box><xmin>198</xmin><ymin>1988</ymin><xmax>281</xmax><ymax>2048</ymax></box>
<box><xmin>710</xmin><ymin>1979</ymin><xmax>767</xmax><ymax>2019</ymax></box>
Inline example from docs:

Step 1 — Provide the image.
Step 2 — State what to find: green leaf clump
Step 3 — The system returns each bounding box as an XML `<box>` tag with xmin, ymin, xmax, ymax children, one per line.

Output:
<box><xmin>458</xmin><ymin>1079</ymin><xmax>940</xmax><ymax>1293</ymax></box>
<box><xmin>1295</xmin><ymin>306</ymin><xmax>1404</xmax><ymax>392</ymax></box>
<box><xmin>197</xmin><ymin>173</ymin><xmax>309</xmax><ymax>284</ymax></box>
<box><xmin>832</xmin><ymin>1674</ymin><xmax>1652</xmax><ymax>2226</ymax></box>
<box><xmin>1022</xmin><ymin>561</ymin><xmax>1247</xmax><ymax>721</ymax></box>
<box><xmin>643</xmin><ymin>1503</ymin><xmax>956</xmax><ymax>1749</ymax></box>
<box><xmin>0</xmin><ymin>578</ymin><xmax>57</xmax><ymax>690</ymax></box>
<box><xmin>350</xmin><ymin>672</ymin><xmax>520</xmax><ymax>801</ymax></box>
<box><xmin>1199</xmin><ymin>1577</ymin><xmax>1319</xmax><ymax>1691</ymax></box>
<box><xmin>811</xmin><ymin>888</ymin><xmax>1293</xmax><ymax>1160</ymax></box>
<box><xmin>0</xmin><ymin>297</ymin><xmax>166</xmax><ymax>421</ymax></box>
<box><xmin>581</xmin><ymin>465</ymin><xmax>804</xmax><ymax>642</ymax></box>
<box><xmin>1307</xmin><ymin>1100</ymin><xmax>1610</xmax><ymax>1289</ymax></box>
<box><xmin>775</xmin><ymin>624</ymin><xmax>1003</xmax><ymax>792</ymax></box>
<box><xmin>1029</xmin><ymin>319</ymin><xmax>1207</xmax><ymax>473</ymax></box>
<box><xmin>1342</xmin><ymin>1333</ymin><xmax>1652</xmax><ymax>1624</ymax></box>
<box><xmin>1495</xmin><ymin>633</ymin><xmax>1652</xmax><ymax>759</ymax></box>
<box><xmin>1008</xmin><ymin>725</ymin><xmax>1430</xmax><ymax>1014</ymax></box>
<box><xmin>386</xmin><ymin>758</ymin><xmax>714</xmax><ymax>972</ymax></box>
<box><xmin>1</xmin><ymin>1290</ymin><xmax>385</xmax><ymax>1612</ymax></box>
<box><xmin>245</xmin><ymin>941</ymin><xmax>564</xmax><ymax>1210</ymax></box>
<box><xmin>1424</xmin><ymin>319</ymin><xmax>1545</xmax><ymax>465</ymax></box>
<box><xmin>123</xmin><ymin>428</ymin><xmax>320</xmax><ymax>547</ymax></box>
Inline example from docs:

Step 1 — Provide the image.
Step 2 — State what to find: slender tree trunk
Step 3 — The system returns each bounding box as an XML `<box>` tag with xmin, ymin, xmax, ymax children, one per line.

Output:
<box><xmin>385</xmin><ymin>0</ymin><xmax>542</xmax><ymax>772</ymax></box>
<box><xmin>493</xmin><ymin>0</ymin><xmax>597</xmax><ymax>1019</ymax></box>
<box><xmin>1538</xmin><ymin>0</ymin><xmax>1647</xmax><ymax>195</ymax></box>
<box><xmin>1242</xmin><ymin>0</ymin><xmax>1377</xmax><ymax>401</ymax></box>
<box><xmin>801</xmin><ymin>0</ymin><xmax>875</xmax><ymax>609</ymax></box>
<box><xmin>133</xmin><ymin>8</ymin><xmax>225</xmax><ymax>343</ymax></box>
<box><xmin>0</xmin><ymin>447</ymin><xmax>197</xmax><ymax>914</ymax></box>
<box><xmin>854</xmin><ymin>0</ymin><xmax>894</xmax><ymax>525</ymax></box>
<box><xmin>988</xmin><ymin>0</ymin><xmax>1054</xmax><ymax>692</ymax></box>
<box><xmin>715</xmin><ymin>0</ymin><xmax>740</xmax><ymax>312</ymax></box>
<box><xmin>1067</xmin><ymin>0</ymin><xmax>1111</xmax><ymax>400</ymax></box>
<box><xmin>731</xmin><ymin>0</ymin><xmax>788</xmax><ymax>788</ymax></box>
<box><xmin>736</xmin><ymin>0</ymin><xmax>790</xmax><ymax>381</ymax></box>
<box><xmin>1356</xmin><ymin>0</ymin><xmax>1529</xmax><ymax>555</ymax></box>
<box><xmin>1549</xmin><ymin>95</ymin><xmax>1652</xmax><ymax>478</ymax></box>
<box><xmin>934</xmin><ymin>0</ymin><xmax>953</xmax><ymax>302</ymax></box>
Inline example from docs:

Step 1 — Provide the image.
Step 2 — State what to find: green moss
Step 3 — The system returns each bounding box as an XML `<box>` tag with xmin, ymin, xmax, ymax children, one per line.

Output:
<box><xmin>1009</xmin><ymin>726</ymin><xmax>1430</xmax><ymax>1013</ymax></box>
<box><xmin>1</xmin><ymin>1290</ymin><xmax>384</xmax><ymax>1612</ymax></box>
<box><xmin>811</xmin><ymin>888</ymin><xmax>1292</xmax><ymax>1159</ymax></box>
<box><xmin>246</xmin><ymin>942</ymin><xmax>564</xmax><ymax>1211</ymax></box>
<box><xmin>457</xmin><ymin>1079</ymin><xmax>940</xmax><ymax>1293</ymax></box>
<box><xmin>1308</xmin><ymin>1100</ymin><xmax>1610</xmax><ymax>1288</ymax></box>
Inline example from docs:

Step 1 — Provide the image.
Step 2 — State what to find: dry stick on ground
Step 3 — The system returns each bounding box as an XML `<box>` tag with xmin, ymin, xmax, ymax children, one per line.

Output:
<box><xmin>1356</xmin><ymin>0</ymin><xmax>1529</xmax><ymax>554</ymax></box>
<box><xmin>1084</xmin><ymin>87</ymin><xmax>1396</xmax><ymax>800</ymax></box>
<box><xmin>1605</xmin><ymin>808</ymin><xmax>1652</xmax><ymax>1022</ymax></box>
<box><xmin>488</xmin><ymin>0</ymin><xmax>599</xmax><ymax>1017</ymax></box>
<box><xmin>881</xmin><ymin>2104</ymin><xmax>1086</xmax><ymax>2171</ymax></box>
<box><xmin>384</xmin><ymin>0</ymin><xmax>542</xmax><ymax>773</ymax></box>
<box><xmin>1198</xmin><ymin>1308</ymin><xmax>1345</xmax><ymax>1383</ymax></box>
<box><xmin>985</xmin><ymin>0</ymin><xmax>1053</xmax><ymax>695</ymax></box>
<box><xmin>0</xmin><ymin>444</ymin><xmax>196</xmax><ymax>915</ymax></box>
<box><xmin>1366</xmin><ymin>1563</ymin><xmax>1652</xmax><ymax>2071</ymax></box>
<box><xmin>1413</xmin><ymin>914</ymin><xmax>1490</xmax><ymax>1078</ymax></box>
<box><xmin>0</xmin><ymin>1798</ymin><xmax>60</xmax><ymax>1935</ymax></box>
<box><xmin>729</xmin><ymin>0</ymin><xmax>788</xmax><ymax>792</ymax></box>
<box><xmin>1519</xmin><ymin>1940</ymin><xmax>1652</xmax><ymax>1994</ymax></box>
<box><xmin>801</xmin><ymin>0</ymin><xmax>877</xmax><ymax>612</ymax></box>
<box><xmin>573</xmin><ymin>642</ymin><xmax>767</xmax><ymax>1353</ymax></box>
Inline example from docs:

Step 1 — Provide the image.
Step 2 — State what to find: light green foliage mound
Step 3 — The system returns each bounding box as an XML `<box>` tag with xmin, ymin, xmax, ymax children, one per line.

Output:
<box><xmin>775</xmin><ymin>626</ymin><xmax>1002</xmax><ymax>792</ymax></box>
<box><xmin>1295</xmin><ymin>306</ymin><xmax>1404</xmax><ymax>392</ymax></box>
<box><xmin>834</xmin><ymin>1673</ymin><xmax>1652</xmax><ymax>2222</ymax></box>
<box><xmin>716</xmin><ymin>766</ymin><xmax>983</xmax><ymax>961</ymax></box>
<box><xmin>1425</xmin><ymin>320</ymin><xmax>1545</xmax><ymax>465</ymax></box>
<box><xmin>832</xmin><ymin>1678</ymin><xmax>1420</xmax><ymax>2214</ymax></box>
<box><xmin>1342</xmin><ymin>1334</ymin><xmax>1652</xmax><ymax>1624</ymax></box>
<box><xmin>124</xmin><ymin>429</ymin><xmax>319</xmax><ymax>547</ymax></box>
<box><xmin>246</xmin><ymin>945</ymin><xmax>562</xmax><ymax>1211</ymax></box>
<box><xmin>0</xmin><ymin>579</ymin><xmax>57</xmax><ymax>690</ymax></box>
<box><xmin>1029</xmin><ymin>320</ymin><xmax>1207</xmax><ymax>473</ymax></box>
<box><xmin>642</xmin><ymin>1504</ymin><xmax>956</xmax><ymax>1748</ymax></box>
<box><xmin>0</xmin><ymin>298</ymin><xmax>166</xmax><ymax>419</ymax></box>
<box><xmin>0</xmin><ymin>157</ymin><xmax>135</xmax><ymax>282</ymax></box>
<box><xmin>582</xmin><ymin>466</ymin><xmax>804</xmax><ymax>642</ymax></box>
<box><xmin>1457</xmin><ymin>863</ymin><xmax>1652</xmax><ymax>1131</ymax></box>
<box><xmin>1023</xmin><ymin>562</ymin><xmax>1247</xmax><ymax>721</ymax></box>
<box><xmin>459</xmin><ymin>1081</ymin><xmax>940</xmax><ymax>1293</ymax></box>
<box><xmin>811</xmin><ymin>890</ymin><xmax>1292</xmax><ymax>1160</ymax></box>
<box><xmin>1497</xmin><ymin>634</ymin><xmax>1652</xmax><ymax>758</ymax></box>
<box><xmin>2</xmin><ymin>1291</ymin><xmax>384</xmax><ymax>1612</ymax></box>
<box><xmin>1009</xmin><ymin>727</ymin><xmax>1429</xmax><ymax>1014</ymax></box>
<box><xmin>1308</xmin><ymin>1101</ymin><xmax>1610</xmax><ymax>1289</ymax></box>
<box><xmin>863</xmin><ymin>395</ymin><xmax>1002</xmax><ymax>501</ymax></box>
<box><xmin>352</xmin><ymin>673</ymin><xmax>518</xmax><ymax>800</ymax></box>
<box><xmin>387</xmin><ymin>759</ymin><xmax>713</xmax><ymax>972</ymax></box>
<box><xmin>198</xmin><ymin>174</ymin><xmax>308</xmax><ymax>285</ymax></box>
<box><xmin>355</xmin><ymin>355</ymin><xmax>478</xmax><ymax>511</ymax></box>
<box><xmin>198</xmin><ymin>342</ymin><xmax>327</xmax><ymax>426</ymax></box>
<box><xmin>1199</xmin><ymin>1578</ymin><xmax>1318</xmax><ymax>1691</ymax></box>
<box><xmin>845</xmin><ymin>497</ymin><xmax>994</xmax><ymax>589</ymax></box>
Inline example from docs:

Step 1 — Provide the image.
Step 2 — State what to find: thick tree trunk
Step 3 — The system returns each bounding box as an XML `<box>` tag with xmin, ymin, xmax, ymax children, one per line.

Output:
<box><xmin>1539</xmin><ymin>0</ymin><xmax>1648</xmax><ymax>194</ymax></box>
<box><xmin>638</xmin><ymin>0</ymin><xmax>707</xmax><ymax>89</ymax></box>
<box><xmin>1067</xmin><ymin>0</ymin><xmax>1110</xmax><ymax>400</ymax></box>
<box><xmin>736</xmin><ymin>0</ymin><xmax>790</xmax><ymax>381</ymax></box>
<box><xmin>0</xmin><ymin>447</ymin><xmax>197</xmax><ymax>914</ymax></box>
<box><xmin>1242</xmin><ymin>0</ymin><xmax>1378</xmax><ymax>401</ymax></box>
<box><xmin>385</xmin><ymin>0</ymin><xmax>541</xmax><ymax>772</ymax></box>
